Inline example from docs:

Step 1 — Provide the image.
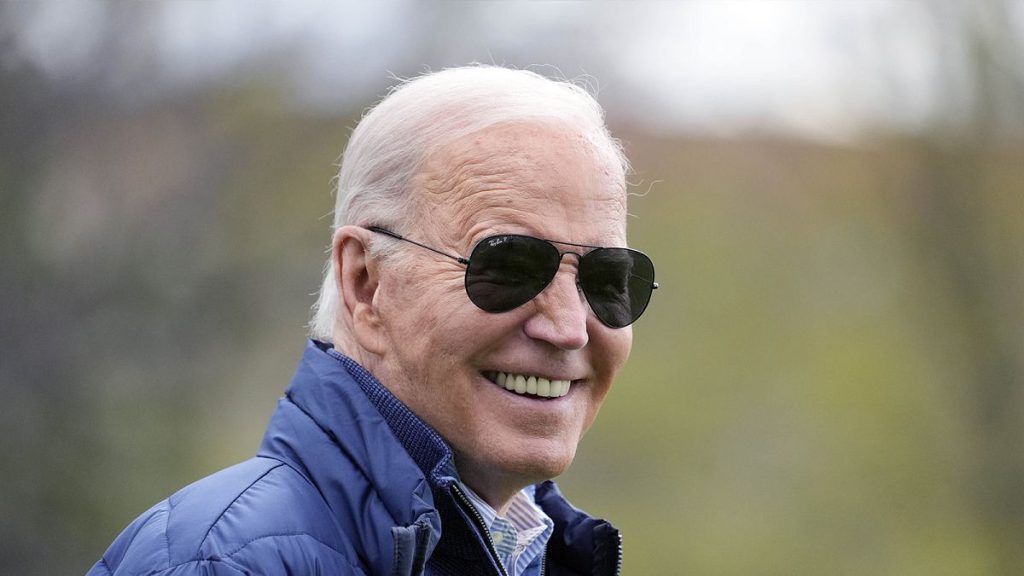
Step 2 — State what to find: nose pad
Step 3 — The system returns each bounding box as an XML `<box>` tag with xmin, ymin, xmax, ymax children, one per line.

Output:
<box><xmin>523</xmin><ymin>261</ymin><xmax>590</xmax><ymax>350</ymax></box>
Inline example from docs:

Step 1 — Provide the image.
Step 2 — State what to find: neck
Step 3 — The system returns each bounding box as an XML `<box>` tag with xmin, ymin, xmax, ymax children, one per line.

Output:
<box><xmin>456</xmin><ymin>466</ymin><xmax>532</xmax><ymax>516</ymax></box>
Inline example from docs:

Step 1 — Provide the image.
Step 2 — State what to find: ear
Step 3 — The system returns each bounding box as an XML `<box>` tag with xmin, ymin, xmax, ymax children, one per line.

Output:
<box><xmin>333</xmin><ymin>226</ymin><xmax>388</xmax><ymax>355</ymax></box>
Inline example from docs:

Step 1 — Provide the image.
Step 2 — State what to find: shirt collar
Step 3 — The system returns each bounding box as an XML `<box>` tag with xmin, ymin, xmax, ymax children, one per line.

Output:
<box><xmin>458</xmin><ymin>481</ymin><xmax>554</xmax><ymax>575</ymax></box>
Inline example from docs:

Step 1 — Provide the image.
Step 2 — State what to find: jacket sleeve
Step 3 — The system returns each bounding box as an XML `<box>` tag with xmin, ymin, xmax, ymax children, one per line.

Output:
<box><xmin>89</xmin><ymin>553</ymin><xmax>370</xmax><ymax>576</ymax></box>
<box><xmin>152</xmin><ymin>561</ymin><xmax>248</xmax><ymax>575</ymax></box>
<box><xmin>90</xmin><ymin>557</ymin><xmax>369</xmax><ymax>576</ymax></box>
<box><xmin>85</xmin><ymin>558</ymin><xmax>248</xmax><ymax>576</ymax></box>
<box><xmin>85</xmin><ymin>558</ymin><xmax>112</xmax><ymax>576</ymax></box>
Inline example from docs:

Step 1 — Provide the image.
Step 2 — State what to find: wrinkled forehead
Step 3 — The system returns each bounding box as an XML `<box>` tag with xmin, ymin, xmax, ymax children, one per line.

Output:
<box><xmin>411</xmin><ymin>121</ymin><xmax>628</xmax><ymax>244</ymax></box>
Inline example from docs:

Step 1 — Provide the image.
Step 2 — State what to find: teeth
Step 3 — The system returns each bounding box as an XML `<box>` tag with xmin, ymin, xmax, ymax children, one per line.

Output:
<box><xmin>490</xmin><ymin>371</ymin><xmax>571</xmax><ymax>398</ymax></box>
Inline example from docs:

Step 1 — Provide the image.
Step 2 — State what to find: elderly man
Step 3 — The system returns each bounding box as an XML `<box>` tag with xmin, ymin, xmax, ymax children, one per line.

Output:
<box><xmin>90</xmin><ymin>66</ymin><xmax>657</xmax><ymax>576</ymax></box>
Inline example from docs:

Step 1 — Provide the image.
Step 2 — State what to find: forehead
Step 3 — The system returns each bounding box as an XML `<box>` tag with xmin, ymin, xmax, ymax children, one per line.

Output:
<box><xmin>414</xmin><ymin>122</ymin><xmax>628</xmax><ymax>246</ymax></box>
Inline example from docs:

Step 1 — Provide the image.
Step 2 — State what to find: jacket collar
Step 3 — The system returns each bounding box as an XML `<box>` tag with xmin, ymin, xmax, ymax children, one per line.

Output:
<box><xmin>323</xmin><ymin>343</ymin><xmax>458</xmax><ymax>485</ymax></box>
<box><xmin>269</xmin><ymin>340</ymin><xmax>457</xmax><ymax>483</ymax></box>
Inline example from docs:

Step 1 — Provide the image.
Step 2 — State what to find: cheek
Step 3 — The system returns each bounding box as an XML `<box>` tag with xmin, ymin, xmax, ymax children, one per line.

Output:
<box><xmin>593</xmin><ymin>324</ymin><xmax>633</xmax><ymax>377</ymax></box>
<box><xmin>579</xmin><ymin>326</ymin><xmax>631</xmax><ymax>420</ymax></box>
<box><xmin>377</xmin><ymin>270</ymin><xmax>445</xmax><ymax>373</ymax></box>
<box><xmin>379</xmin><ymin>269</ymin><xmax>483</xmax><ymax>375</ymax></box>
<box><xmin>380</xmin><ymin>262</ymin><xmax>461</xmax><ymax>325</ymax></box>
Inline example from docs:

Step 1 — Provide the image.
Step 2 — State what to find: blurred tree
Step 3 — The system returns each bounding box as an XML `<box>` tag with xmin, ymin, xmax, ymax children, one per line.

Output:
<box><xmin>907</xmin><ymin>0</ymin><xmax>1024</xmax><ymax>572</ymax></box>
<box><xmin>0</xmin><ymin>7</ymin><xmax>98</xmax><ymax>570</ymax></box>
<box><xmin>0</xmin><ymin>3</ymin><xmax>261</xmax><ymax>571</ymax></box>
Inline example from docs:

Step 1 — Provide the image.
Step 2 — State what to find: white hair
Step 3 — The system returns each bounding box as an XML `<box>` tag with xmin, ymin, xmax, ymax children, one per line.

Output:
<box><xmin>309</xmin><ymin>65</ymin><xmax>629</xmax><ymax>342</ymax></box>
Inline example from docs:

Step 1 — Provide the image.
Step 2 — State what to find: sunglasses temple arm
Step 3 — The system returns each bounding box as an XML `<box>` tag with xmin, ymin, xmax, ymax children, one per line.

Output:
<box><xmin>366</xmin><ymin>226</ymin><xmax>470</xmax><ymax>265</ymax></box>
<box><xmin>627</xmin><ymin>271</ymin><xmax>658</xmax><ymax>290</ymax></box>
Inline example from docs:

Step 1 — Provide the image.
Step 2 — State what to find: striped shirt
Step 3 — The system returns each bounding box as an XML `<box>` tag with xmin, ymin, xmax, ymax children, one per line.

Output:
<box><xmin>459</xmin><ymin>482</ymin><xmax>554</xmax><ymax>576</ymax></box>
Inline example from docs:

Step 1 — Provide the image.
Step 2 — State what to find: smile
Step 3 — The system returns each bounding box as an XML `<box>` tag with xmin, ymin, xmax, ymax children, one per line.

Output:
<box><xmin>484</xmin><ymin>371</ymin><xmax>572</xmax><ymax>399</ymax></box>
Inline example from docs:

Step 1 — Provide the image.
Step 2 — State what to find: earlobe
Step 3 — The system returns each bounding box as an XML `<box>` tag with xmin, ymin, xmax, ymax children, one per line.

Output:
<box><xmin>333</xmin><ymin>226</ymin><xmax>387</xmax><ymax>355</ymax></box>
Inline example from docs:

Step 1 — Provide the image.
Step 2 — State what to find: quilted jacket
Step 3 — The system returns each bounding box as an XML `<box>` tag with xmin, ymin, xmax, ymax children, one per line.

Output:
<box><xmin>88</xmin><ymin>340</ymin><xmax>622</xmax><ymax>575</ymax></box>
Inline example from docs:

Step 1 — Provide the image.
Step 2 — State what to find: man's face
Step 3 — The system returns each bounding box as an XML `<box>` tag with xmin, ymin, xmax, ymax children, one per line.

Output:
<box><xmin>370</xmin><ymin>122</ymin><xmax>632</xmax><ymax>495</ymax></box>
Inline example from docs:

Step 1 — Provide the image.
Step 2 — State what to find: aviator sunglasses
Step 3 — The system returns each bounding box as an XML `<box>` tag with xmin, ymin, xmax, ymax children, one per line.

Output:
<box><xmin>367</xmin><ymin>226</ymin><xmax>658</xmax><ymax>328</ymax></box>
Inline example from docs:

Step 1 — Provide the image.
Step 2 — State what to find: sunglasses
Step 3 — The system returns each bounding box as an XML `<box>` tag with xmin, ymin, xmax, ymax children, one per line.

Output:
<box><xmin>366</xmin><ymin>226</ymin><xmax>658</xmax><ymax>328</ymax></box>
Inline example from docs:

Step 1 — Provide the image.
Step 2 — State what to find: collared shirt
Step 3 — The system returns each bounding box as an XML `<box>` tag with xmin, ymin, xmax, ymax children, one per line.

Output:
<box><xmin>459</xmin><ymin>482</ymin><xmax>554</xmax><ymax>576</ymax></box>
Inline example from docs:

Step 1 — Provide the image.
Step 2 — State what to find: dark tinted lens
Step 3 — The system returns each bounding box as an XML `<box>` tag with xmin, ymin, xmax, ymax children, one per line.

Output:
<box><xmin>465</xmin><ymin>235</ymin><xmax>561</xmax><ymax>312</ymax></box>
<box><xmin>578</xmin><ymin>248</ymin><xmax>656</xmax><ymax>328</ymax></box>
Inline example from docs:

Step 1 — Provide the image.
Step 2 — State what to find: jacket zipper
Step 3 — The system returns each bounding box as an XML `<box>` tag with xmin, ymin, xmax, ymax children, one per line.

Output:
<box><xmin>451</xmin><ymin>483</ymin><xmax>510</xmax><ymax>576</ymax></box>
<box><xmin>614</xmin><ymin>530</ymin><xmax>623</xmax><ymax>576</ymax></box>
<box><xmin>452</xmin><ymin>484</ymin><xmax>619</xmax><ymax>576</ymax></box>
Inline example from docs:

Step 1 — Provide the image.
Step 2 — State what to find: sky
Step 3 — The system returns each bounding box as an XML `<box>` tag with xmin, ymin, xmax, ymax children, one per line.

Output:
<box><xmin>5</xmin><ymin>0</ymin><xmax>1024</xmax><ymax>142</ymax></box>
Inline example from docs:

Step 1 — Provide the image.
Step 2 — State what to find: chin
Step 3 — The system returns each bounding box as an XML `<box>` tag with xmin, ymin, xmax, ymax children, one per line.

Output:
<box><xmin>480</xmin><ymin>437</ymin><xmax>580</xmax><ymax>487</ymax></box>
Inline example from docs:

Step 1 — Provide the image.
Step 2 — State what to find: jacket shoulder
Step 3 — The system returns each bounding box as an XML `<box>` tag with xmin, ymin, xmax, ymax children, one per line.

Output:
<box><xmin>93</xmin><ymin>457</ymin><xmax>366</xmax><ymax>575</ymax></box>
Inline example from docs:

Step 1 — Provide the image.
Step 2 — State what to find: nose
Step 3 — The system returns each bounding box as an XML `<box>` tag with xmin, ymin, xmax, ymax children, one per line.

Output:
<box><xmin>523</xmin><ymin>259</ymin><xmax>590</xmax><ymax>350</ymax></box>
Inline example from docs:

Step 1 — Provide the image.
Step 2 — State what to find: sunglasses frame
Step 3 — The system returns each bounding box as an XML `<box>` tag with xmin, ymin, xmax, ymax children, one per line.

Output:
<box><xmin>365</xmin><ymin>226</ymin><xmax>658</xmax><ymax>328</ymax></box>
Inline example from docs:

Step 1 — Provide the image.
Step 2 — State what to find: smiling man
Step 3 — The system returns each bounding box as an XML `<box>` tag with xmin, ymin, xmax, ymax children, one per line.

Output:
<box><xmin>90</xmin><ymin>66</ymin><xmax>657</xmax><ymax>576</ymax></box>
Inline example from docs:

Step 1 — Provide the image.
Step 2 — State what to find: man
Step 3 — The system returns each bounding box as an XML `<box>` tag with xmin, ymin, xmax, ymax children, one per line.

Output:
<box><xmin>90</xmin><ymin>66</ymin><xmax>657</xmax><ymax>576</ymax></box>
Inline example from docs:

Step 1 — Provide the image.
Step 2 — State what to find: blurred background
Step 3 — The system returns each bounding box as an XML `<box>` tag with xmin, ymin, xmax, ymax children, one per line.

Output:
<box><xmin>2</xmin><ymin>1</ymin><xmax>1022</xmax><ymax>574</ymax></box>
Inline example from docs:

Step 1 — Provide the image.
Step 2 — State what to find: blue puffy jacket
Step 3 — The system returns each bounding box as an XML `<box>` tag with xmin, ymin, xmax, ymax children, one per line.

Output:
<box><xmin>89</xmin><ymin>341</ymin><xmax>622</xmax><ymax>575</ymax></box>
